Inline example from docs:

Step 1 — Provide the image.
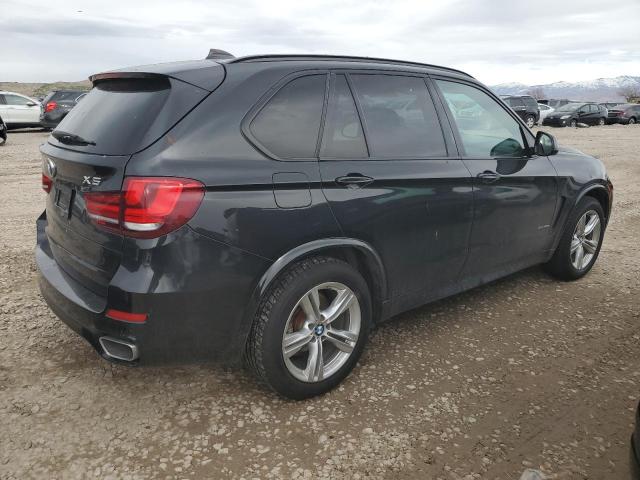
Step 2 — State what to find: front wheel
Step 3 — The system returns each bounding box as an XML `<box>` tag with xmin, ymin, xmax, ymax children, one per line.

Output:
<box><xmin>570</xmin><ymin>119</ymin><xmax>578</xmax><ymax>127</ymax></box>
<box><xmin>544</xmin><ymin>197</ymin><xmax>605</xmax><ymax>280</ymax></box>
<box><xmin>246</xmin><ymin>256</ymin><xmax>371</xmax><ymax>399</ymax></box>
<box><xmin>525</xmin><ymin>115</ymin><xmax>535</xmax><ymax>128</ymax></box>
<box><xmin>598</xmin><ymin>117</ymin><xmax>605</xmax><ymax>126</ymax></box>
<box><xmin>629</xmin><ymin>117</ymin><xmax>636</xmax><ymax>125</ymax></box>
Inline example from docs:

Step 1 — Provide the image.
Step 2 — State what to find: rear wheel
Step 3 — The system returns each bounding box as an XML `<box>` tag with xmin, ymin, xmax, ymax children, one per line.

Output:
<box><xmin>246</xmin><ymin>256</ymin><xmax>371</xmax><ymax>399</ymax></box>
<box><xmin>544</xmin><ymin>197</ymin><xmax>605</xmax><ymax>280</ymax></box>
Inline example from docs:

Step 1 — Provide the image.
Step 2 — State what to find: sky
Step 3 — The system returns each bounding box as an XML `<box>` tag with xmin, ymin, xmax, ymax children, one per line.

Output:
<box><xmin>2</xmin><ymin>0</ymin><xmax>640</xmax><ymax>86</ymax></box>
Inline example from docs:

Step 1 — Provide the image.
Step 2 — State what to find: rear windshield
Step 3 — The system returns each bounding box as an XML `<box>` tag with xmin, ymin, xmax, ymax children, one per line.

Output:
<box><xmin>51</xmin><ymin>91</ymin><xmax>87</xmax><ymax>101</ymax></box>
<box><xmin>51</xmin><ymin>76</ymin><xmax>207</xmax><ymax>156</ymax></box>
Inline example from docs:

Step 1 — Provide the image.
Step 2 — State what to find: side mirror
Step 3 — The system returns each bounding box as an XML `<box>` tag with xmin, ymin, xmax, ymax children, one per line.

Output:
<box><xmin>534</xmin><ymin>131</ymin><xmax>558</xmax><ymax>156</ymax></box>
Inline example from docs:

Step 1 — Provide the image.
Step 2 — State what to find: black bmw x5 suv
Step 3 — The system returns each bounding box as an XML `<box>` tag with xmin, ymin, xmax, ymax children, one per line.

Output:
<box><xmin>37</xmin><ymin>51</ymin><xmax>613</xmax><ymax>399</ymax></box>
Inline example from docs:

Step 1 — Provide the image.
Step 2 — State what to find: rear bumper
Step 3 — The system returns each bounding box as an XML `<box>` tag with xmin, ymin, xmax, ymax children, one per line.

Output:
<box><xmin>36</xmin><ymin>211</ymin><xmax>272</xmax><ymax>365</ymax></box>
<box><xmin>39</xmin><ymin>112</ymin><xmax>66</xmax><ymax>129</ymax></box>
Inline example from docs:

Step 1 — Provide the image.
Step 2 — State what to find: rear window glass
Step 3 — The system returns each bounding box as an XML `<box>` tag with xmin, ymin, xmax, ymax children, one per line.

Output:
<box><xmin>350</xmin><ymin>74</ymin><xmax>446</xmax><ymax>158</ymax></box>
<box><xmin>51</xmin><ymin>91</ymin><xmax>87</xmax><ymax>101</ymax></box>
<box><xmin>52</xmin><ymin>77</ymin><xmax>206</xmax><ymax>156</ymax></box>
<box><xmin>250</xmin><ymin>75</ymin><xmax>326</xmax><ymax>159</ymax></box>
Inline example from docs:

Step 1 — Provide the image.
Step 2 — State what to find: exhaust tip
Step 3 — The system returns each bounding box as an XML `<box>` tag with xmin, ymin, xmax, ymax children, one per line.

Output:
<box><xmin>99</xmin><ymin>336</ymin><xmax>139</xmax><ymax>362</ymax></box>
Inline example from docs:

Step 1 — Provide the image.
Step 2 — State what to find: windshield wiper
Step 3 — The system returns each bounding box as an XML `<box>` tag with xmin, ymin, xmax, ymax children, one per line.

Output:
<box><xmin>52</xmin><ymin>131</ymin><xmax>96</xmax><ymax>146</ymax></box>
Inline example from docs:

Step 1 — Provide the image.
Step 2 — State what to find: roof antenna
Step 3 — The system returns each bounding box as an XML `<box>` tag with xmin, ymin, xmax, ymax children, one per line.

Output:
<box><xmin>206</xmin><ymin>49</ymin><xmax>235</xmax><ymax>60</ymax></box>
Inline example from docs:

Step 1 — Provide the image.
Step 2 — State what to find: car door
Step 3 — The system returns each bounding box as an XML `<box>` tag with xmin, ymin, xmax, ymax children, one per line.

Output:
<box><xmin>319</xmin><ymin>72</ymin><xmax>473</xmax><ymax>301</ymax></box>
<box><xmin>2</xmin><ymin>94</ymin><xmax>39</xmax><ymax>124</ymax></box>
<box><xmin>432</xmin><ymin>78</ymin><xmax>558</xmax><ymax>281</ymax></box>
<box><xmin>0</xmin><ymin>94</ymin><xmax>12</xmax><ymax>123</ymax></box>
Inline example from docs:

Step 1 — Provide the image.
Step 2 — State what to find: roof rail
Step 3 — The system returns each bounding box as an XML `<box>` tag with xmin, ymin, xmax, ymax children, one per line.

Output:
<box><xmin>227</xmin><ymin>54</ymin><xmax>473</xmax><ymax>78</ymax></box>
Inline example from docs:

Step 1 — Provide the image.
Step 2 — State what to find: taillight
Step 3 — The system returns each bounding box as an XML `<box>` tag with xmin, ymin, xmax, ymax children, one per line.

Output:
<box><xmin>84</xmin><ymin>177</ymin><xmax>205</xmax><ymax>239</ymax></box>
<box><xmin>45</xmin><ymin>101</ymin><xmax>57</xmax><ymax>112</ymax></box>
<box><xmin>42</xmin><ymin>173</ymin><xmax>53</xmax><ymax>193</ymax></box>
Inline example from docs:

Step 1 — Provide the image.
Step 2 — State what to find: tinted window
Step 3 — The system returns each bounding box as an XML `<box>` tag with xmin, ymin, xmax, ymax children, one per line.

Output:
<box><xmin>250</xmin><ymin>75</ymin><xmax>326</xmax><ymax>159</ymax></box>
<box><xmin>349</xmin><ymin>75</ymin><xmax>446</xmax><ymax>158</ymax></box>
<box><xmin>510</xmin><ymin>98</ymin><xmax>525</xmax><ymax>108</ymax></box>
<box><xmin>52</xmin><ymin>91</ymin><xmax>88</xmax><ymax>102</ymax></box>
<box><xmin>4</xmin><ymin>94</ymin><xmax>33</xmax><ymax>106</ymax></box>
<box><xmin>437</xmin><ymin>80</ymin><xmax>526</xmax><ymax>158</ymax></box>
<box><xmin>523</xmin><ymin>97</ymin><xmax>538</xmax><ymax>109</ymax></box>
<box><xmin>321</xmin><ymin>75</ymin><xmax>367</xmax><ymax>159</ymax></box>
<box><xmin>55</xmin><ymin>77</ymin><xmax>207</xmax><ymax>155</ymax></box>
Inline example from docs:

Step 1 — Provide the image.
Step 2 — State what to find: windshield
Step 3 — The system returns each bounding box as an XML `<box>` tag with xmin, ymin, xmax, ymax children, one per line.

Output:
<box><xmin>555</xmin><ymin>103</ymin><xmax>582</xmax><ymax>112</ymax></box>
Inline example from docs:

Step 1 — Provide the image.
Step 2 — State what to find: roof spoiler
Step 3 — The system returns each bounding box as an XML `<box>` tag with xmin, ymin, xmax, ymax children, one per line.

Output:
<box><xmin>206</xmin><ymin>49</ymin><xmax>235</xmax><ymax>60</ymax></box>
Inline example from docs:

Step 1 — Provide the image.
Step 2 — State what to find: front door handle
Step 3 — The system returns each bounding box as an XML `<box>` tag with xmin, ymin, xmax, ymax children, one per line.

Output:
<box><xmin>335</xmin><ymin>174</ymin><xmax>374</xmax><ymax>188</ymax></box>
<box><xmin>477</xmin><ymin>170</ymin><xmax>500</xmax><ymax>183</ymax></box>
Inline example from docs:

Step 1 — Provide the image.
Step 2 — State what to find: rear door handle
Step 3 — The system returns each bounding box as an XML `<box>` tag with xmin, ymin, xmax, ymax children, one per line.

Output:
<box><xmin>477</xmin><ymin>170</ymin><xmax>500</xmax><ymax>183</ymax></box>
<box><xmin>335</xmin><ymin>174</ymin><xmax>374</xmax><ymax>188</ymax></box>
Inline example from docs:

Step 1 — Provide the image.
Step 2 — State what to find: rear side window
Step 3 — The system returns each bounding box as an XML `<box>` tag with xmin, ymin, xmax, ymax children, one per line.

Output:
<box><xmin>350</xmin><ymin>74</ymin><xmax>446</xmax><ymax>158</ymax></box>
<box><xmin>250</xmin><ymin>75</ymin><xmax>326</xmax><ymax>159</ymax></box>
<box><xmin>4</xmin><ymin>94</ymin><xmax>33</xmax><ymax>106</ymax></box>
<box><xmin>53</xmin><ymin>76</ymin><xmax>208</xmax><ymax>155</ymax></box>
<box><xmin>321</xmin><ymin>75</ymin><xmax>367</xmax><ymax>159</ymax></box>
<box><xmin>523</xmin><ymin>97</ymin><xmax>538</xmax><ymax>109</ymax></box>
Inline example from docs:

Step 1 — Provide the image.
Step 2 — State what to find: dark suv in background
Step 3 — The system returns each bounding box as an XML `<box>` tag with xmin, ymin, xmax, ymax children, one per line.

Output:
<box><xmin>37</xmin><ymin>51</ymin><xmax>612</xmax><ymax>399</ymax></box>
<box><xmin>40</xmin><ymin>90</ymin><xmax>88</xmax><ymax>129</ymax></box>
<box><xmin>500</xmin><ymin>95</ymin><xmax>540</xmax><ymax>127</ymax></box>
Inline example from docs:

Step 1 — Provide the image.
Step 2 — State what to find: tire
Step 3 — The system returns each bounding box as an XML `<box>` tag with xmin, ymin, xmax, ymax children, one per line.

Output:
<box><xmin>570</xmin><ymin>119</ymin><xmax>577</xmax><ymax>127</ymax></box>
<box><xmin>544</xmin><ymin>196</ymin><xmax>605</xmax><ymax>281</ymax></box>
<box><xmin>525</xmin><ymin>115</ymin><xmax>535</xmax><ymax>128</ymax></box>
<box><xmin>598</xmin><ymin>117</ymin><xmax>605</xmax><ymax>126</ymax></box>
<box><xmin>629</xmin><ymin>117</ymin><xmax>636</xmax><ymax>125</ymax></box>
<box><xmin>245</xmin><ymin>256</ymin><xmax>371</xmax><ymax>399</ymax></box>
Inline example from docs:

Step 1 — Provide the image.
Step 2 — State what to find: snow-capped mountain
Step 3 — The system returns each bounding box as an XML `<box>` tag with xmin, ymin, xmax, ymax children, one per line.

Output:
<box><xmin>491</xmin><ymin>76</ymin><xmax>640</xmax><ymax>102</ymax></box>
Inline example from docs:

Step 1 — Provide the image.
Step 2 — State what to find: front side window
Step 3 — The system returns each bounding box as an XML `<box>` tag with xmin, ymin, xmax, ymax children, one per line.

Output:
<box><xmin>250</xmin><ymin>74</ymin><xmax>326</xmax><ymax>159</ymax></box>
<box><xmin>436</xmin><ymin>80</ymin><xmax>526</xmax><ymax>158</ymax></box>
<box><xmin>350</xmin><ymin>74</ymin><xmax>446</xmax><ymax>158</ymax></box>
<box><xmin>321</xmin><ymin>75</ymin><xmax>367</xmax><ymax>159</ymax></box>
<box><xmin>4</xmin><ymin>94</ymin><xmax>33</xmax><ymax>106</ymax></box>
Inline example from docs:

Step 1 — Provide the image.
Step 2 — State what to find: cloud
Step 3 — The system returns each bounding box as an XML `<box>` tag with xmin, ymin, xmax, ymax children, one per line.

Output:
<box><xmin>2</xmin><ymin>0</ymin><xmax>639</xmax><ymax>84</ymax></box>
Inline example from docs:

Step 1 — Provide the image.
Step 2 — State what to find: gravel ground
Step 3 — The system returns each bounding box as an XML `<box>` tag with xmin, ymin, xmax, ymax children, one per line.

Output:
<box><xmin>1</xmin><ymin>126</ymin><xmax>638</xmax><ymax>480</ymax></box>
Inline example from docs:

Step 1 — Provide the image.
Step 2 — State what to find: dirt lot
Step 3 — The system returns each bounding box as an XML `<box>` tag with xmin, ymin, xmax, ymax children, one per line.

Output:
<box><xmin>1</xmin><ymin>126</ymin><xmax>639</xmax><ymax>480</ymax></box>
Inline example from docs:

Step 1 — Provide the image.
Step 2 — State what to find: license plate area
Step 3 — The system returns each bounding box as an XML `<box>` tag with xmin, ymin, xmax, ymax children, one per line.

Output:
<box><xmin>55</xmin><ymin>183</ymin><xmax>74</xmax><ymax>218</ymax></box>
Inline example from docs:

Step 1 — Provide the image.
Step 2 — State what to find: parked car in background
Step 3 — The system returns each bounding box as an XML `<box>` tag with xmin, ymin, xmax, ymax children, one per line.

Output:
<box><xmin>542</xmin><ymin>102</ymin><xmax>607</xmax><ymax>127</ymax></box>
<box><xmin>0</xmin><ymin>91</ymin><xmax>41</xmax><ymax>129</ymax></box>
<box><xmin>537</xmin><ymin>103</ymin><xmax>554</xmax><ymax>123</ymax></box>
<box><xmin>600</xmin><ymin>102</ymin><xmax>619</xmax><ymax>110</ymax></box>
<box><xmin>606</xmin><ymin>104</ymin><xmax>640</xmax><ymax>125</ymax></box>
<box><xmin>500</xmin><ymin>95</ymin><xmax>539</xmax><ymax>127</ymax></box>
<box><xmin>0</xmin><ymin>114</ymin><xmax>7</xmax><ymax>145</ymax></box>
<box><xmin>37</xmin><ymin>52</ymin><xmax>613</xmax><ymax>399</ymax></box>
<box><xmin>40</xmin><ymin>90</ymin><xmax>89</xmax><ymax>129</ymax></box>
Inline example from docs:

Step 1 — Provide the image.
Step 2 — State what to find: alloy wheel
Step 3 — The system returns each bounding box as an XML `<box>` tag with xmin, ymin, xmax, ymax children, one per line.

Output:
<box><xmin>282</xmin><ymin>282</ymin><xmax>361</xmax><ymax>383</ymax></box>
<box><xmin>570</xmin><ymin>210</ymin><xmax>601</xmax><ymax>270</ymax></box>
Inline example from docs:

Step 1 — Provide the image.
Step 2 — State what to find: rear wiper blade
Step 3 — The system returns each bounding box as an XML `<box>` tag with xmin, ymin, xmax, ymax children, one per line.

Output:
<box><xmin>52</xmin><ymin>131</ymin><xmax>96</xmax><ymax>146</ymax></box>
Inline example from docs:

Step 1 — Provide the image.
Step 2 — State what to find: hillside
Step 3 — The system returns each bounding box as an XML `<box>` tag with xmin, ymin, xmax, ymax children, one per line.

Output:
<box><xmin>0</xmin><ymin>81</ymin><xmax>91</xmax><ymax>99</ymax></box>
<box><xmin>491</xmin><ymin>76</ymin><xmax>640</xmax><ymax>102</ymax></box>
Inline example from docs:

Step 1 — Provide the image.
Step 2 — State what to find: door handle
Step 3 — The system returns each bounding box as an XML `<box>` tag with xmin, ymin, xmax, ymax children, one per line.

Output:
<box><xmin>335</xmin><ymin>174</ymin><xmax>374</xmax><ymax>188</ymax></box>
<box><xmin>477</xmin><ymin>170</ymin><xmax>500</xmax><ymax>183</ymax></box>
